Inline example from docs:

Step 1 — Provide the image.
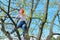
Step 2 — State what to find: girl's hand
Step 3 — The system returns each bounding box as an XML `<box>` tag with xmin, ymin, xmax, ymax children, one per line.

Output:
<box><xmin>16</xmin><ymin>14</ymin><xmax>19</xmax><ymax>18</ymax></box>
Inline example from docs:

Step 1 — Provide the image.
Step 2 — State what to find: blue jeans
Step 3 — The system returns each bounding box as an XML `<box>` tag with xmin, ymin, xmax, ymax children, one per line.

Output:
<box><xmin>17</xmin><ymin>20</ymin><xmax>27</xmax><ymax>30</ymax></box>
<box><xmin>11</xmin><ymin>20</ymin><xmax>27</xmax><ymax>35</ymax></box>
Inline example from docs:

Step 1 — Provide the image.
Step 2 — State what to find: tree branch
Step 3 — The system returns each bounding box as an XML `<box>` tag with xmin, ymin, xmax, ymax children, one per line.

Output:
<box><xmin>8</xmin><ymin>0</ymin><xmax>11</xmax><ymax>14</ymax></box>
<box><xmin>0</xmin><ymin>1</ymin><xmax>19</xmax><ymax>11</ymax></box>
<box><xmin>46</xmin><ymin>10</ymin><xmax>59</xmax><ymax>40</ymax></box>
<box><xmin>53</xmin><ymin>33</ymin><xmax>60</xmax><ymax>35</ymax></box>
<box><xmin>0</xmin><ymin>5</ymin><xmax>21</xmax><ymax>40</ymax></box>
<box><xmin>25</xmin><ymin>0</ymin><xmax>34</xmax><ymax>39</ymax></box>
<box><xmin>34</xmin><ymin>0</ymin><xmax>40</xmax><ymax>12</ymax></box>
<box><xmin>1</xmin><ymin>19</ymin><xmax>12</xmax><ymax>40</ymax></box>
<box><xmin>27</xmin><ymin>0</ymin><xmax>34</xmax><ymax>30</ymax></box>
<box><xmin>47</xmin><ymin>22</ymin><xmax>60</xmax><ymax>27</ymax></box>
<box><xmin>39</xmin><ymin>0</ymin><xmax>49</xmax><ymax>40</ymax></box>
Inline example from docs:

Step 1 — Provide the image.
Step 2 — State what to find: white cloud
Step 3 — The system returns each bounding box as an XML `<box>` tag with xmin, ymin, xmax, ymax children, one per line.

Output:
<box><xmin>53</xmin><ymin>35</ymin><xmax>59</xmax><ymax>38</ymax></box>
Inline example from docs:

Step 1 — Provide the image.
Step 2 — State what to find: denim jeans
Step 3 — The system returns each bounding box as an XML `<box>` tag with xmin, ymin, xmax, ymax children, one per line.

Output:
<box><xmin>17</xmin><ymin>20</ymin><xmax>26</xmax><ymax>30</ymax></box>
<box><xmin>11</xmin><ymin>20</ymin><xmax>27</xmax><ymax>35</ymax></box>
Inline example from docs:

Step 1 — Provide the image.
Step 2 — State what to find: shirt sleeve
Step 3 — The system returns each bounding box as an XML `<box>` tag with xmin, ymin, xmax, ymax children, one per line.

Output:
<box><xmin>16</xmin><ymin>14</ymin><xmax>20</xmax><ymax>18</ymax></box>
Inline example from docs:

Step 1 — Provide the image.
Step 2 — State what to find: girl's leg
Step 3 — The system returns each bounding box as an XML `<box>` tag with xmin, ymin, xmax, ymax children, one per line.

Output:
<box><xmin>17</xmin><ymin>20</ymin><xmax>23</xmax><ymax>28</ymax></box>
<box><xmin>22</xmin><ymin>23</ymin><xmax>27</xmax><ymax>36</ymax></box>
<box><xmin>22</xmin><ymin>24</ymin><xmax>26</xmax><ymax>31</ymax></box>
<box><xmin>10</xmin><ymin>21</ymin><xmax>23</xmax><ymax>34</ymax></box>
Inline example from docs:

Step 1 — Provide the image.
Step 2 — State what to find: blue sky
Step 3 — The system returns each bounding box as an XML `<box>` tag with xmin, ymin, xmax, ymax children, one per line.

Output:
<box><xmin>0</xmin><ymin>0</ymin><xmax>60</xmax><ymax>38</ymax></box>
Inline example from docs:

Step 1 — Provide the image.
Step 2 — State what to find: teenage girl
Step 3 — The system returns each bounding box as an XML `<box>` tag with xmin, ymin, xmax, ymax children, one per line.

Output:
<box><xmin>11</xmin><ymin>8</ymin><xmax>27</xmax><ymax>36</ymax></box>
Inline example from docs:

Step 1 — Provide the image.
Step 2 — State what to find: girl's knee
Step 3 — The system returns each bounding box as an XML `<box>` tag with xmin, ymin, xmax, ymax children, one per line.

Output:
<box><xmin>22</xmin><ymin>24</ymin><xmax>26</xmax><ymax>30</ymax></box>
<box><xmin>17</xmin><ymin>22</ymin><xmax>22</xmax><ymax>28</ymax></box>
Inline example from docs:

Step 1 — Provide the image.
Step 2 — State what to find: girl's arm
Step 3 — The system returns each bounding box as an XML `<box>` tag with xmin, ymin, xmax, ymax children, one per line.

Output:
<box><xmin>16</xmin><ymin>14</ymin><xmax>20</xmax><ymax>18</ymax></box>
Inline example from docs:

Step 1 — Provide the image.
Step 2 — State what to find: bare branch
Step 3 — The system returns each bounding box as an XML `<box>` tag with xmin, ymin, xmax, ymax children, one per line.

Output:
<box><xmin>46</xmin><ymin>1</ymin><xmax>60</xmax><ymax>40</ymax></box>
<box><xmin>53</xmin><ymin>33</ymin><xmax>60</xmax><ymax>35</ymax></box>
<box><xmin>33</xmin><ymin>0</ymin><xmax>40</xmax><ymax>12</ymax></box>
<box><xmin>8</xmin><ymin>0</ymin><xmax>21</xmax><ymax>39</ymax></box>
<box><xmin>0</xmin><ymin>1</ymin><xmax>19</xmax><ymax>11</ymax></box>
<box><xmin>57</xmin><ymin>13</ymin><xmax>60</xmax><ymax>27</ymax></box>
<box><xmin>1</xmin><ymin>19</ymin><xmax>12</xmax><ymax>40</ymax></box>
<box><xmin>46</xmin><ymin>10</ymin><xmax>59</xmax><ymax>40</ymax></box>
<box><xmin>8</xmin><ymin>0</ymin><xmax>11</xmax><ymax>14</ymax></box>
<box><xmin>38</xmin><ymin>0</ymin><xmax>49</xmax><ymax>40</ymax></box>
<box><xmin>27</xmin><ymin>0</ymin><xmax>34</xmax><ymax>29</ymax></box>
<box><xmin>47</xmin><ymin>22</ymin><xmax>60</xmax><ymax>27</ymax></box>
<box><xmin>25</xmin><ymin>0</ymin><xmax>34</xmax><ymax>39</ymax></box>
<box><xmin>0</xmin><ymin>5</ymin><xmax>21</xmax><ymax>40</ymax></box>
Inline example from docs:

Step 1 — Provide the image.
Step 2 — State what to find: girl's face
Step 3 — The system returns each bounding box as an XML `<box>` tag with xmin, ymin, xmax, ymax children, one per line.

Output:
<box><xmin>20</xmin><ymin>12</ymin><xmax>23</xmax><ymax>15</ymax></box>
<box><xmin>19</xmin><ymin>8</ymin><xmax>24</xmax><ymax>15</ymax></box>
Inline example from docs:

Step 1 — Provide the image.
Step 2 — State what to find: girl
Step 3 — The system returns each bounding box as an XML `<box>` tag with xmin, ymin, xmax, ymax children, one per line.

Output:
<box><xmin>11</xmin><ymin>8</ymin><xmax>27</xmax><ymax>36</ymax></box>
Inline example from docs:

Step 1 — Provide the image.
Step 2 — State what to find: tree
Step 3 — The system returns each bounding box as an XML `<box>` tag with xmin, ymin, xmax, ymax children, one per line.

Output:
<box><xmin>0</xmin><ymin>0</ymin><xmax>60</xmax><ymax>40</ymax></box>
